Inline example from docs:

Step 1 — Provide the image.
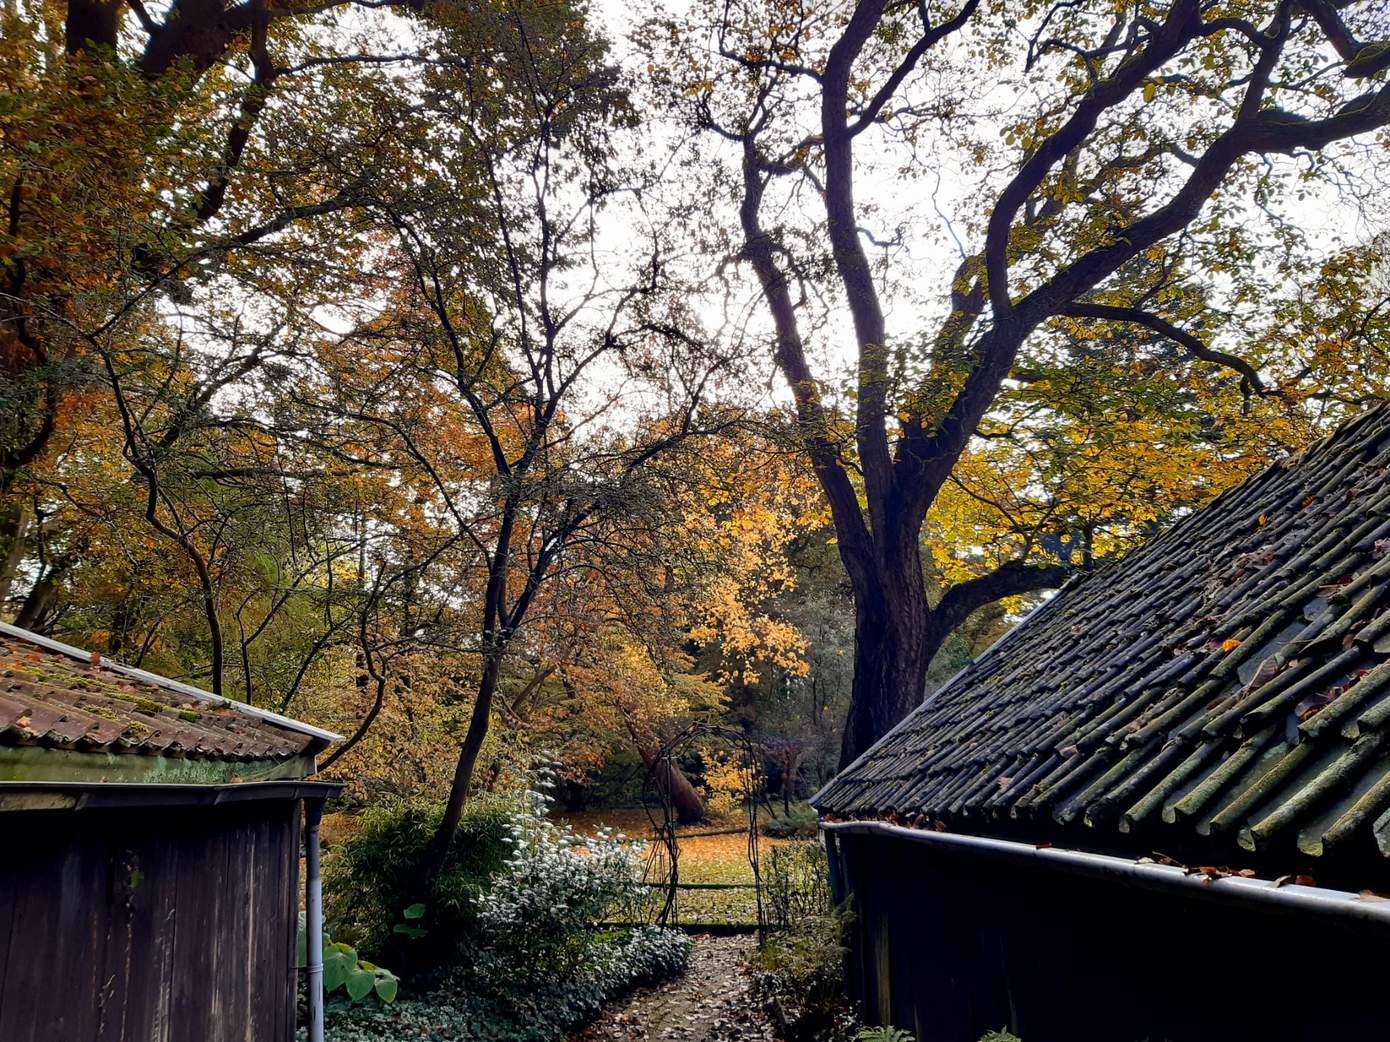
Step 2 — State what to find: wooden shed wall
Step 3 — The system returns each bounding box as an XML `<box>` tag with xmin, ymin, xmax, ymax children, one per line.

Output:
<box><xmin>834</xmin><ymin>830</ymin><xmax>1390</xmax><ymax>1042</ymax></box>
<box><xmin>0</xmin><ymin>799</ymin><xmax>300</xmax><ymax>1042</ymax></box>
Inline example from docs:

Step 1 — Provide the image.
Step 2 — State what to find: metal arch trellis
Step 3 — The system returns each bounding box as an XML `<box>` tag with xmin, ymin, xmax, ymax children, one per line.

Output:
<box><xmin>640</xmin><ymin>722</ymin><xmax>766</xmax><ymax>935</ymax></box>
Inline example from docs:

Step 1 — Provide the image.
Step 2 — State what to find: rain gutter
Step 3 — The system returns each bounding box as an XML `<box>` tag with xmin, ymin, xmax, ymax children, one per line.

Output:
<box><xmin>821</xmin><ymin>820</ymin><xmax>1390</xmax><ymax>929</ymax></box>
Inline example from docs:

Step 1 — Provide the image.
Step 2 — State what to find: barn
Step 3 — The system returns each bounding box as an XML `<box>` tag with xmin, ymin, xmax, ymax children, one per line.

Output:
<box><xmin>0</xmin><ymin>621</ymin><xmax>341</xmax><ymax>1042</ymax></box>
<box><xmin>813</xmin><ymin>403</ymin><xmax>1390</xmax><ymax>1042</ymax></box>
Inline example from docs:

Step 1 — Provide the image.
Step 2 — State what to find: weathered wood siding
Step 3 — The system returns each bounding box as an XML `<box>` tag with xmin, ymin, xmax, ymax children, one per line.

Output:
<box><xmin>0</xmin><ymin>800</ymin><xmax>300</xmax><ymax>1042</ymax></box>
<box><xmin>836</xmin><ymin>830</ymin><xmax>1390</xmax><ymax>1042</ymax></box>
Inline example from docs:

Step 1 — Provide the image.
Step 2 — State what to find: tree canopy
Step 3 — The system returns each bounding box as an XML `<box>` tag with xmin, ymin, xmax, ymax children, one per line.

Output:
<box><xmin>2</xmin><ymin>0</ymin><xmax>1388</xmax><ymax>808</ymax></box>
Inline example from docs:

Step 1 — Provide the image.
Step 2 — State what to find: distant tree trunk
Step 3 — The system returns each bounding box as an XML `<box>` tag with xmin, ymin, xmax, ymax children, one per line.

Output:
<box><xmin>0</xmin><ymin>500</ymin><xmax>30</xmax><ymax>606</ymax></box>
<box><xmin>637</xmin><ymin>741</ymin><xmax>706</xmax><ymax>825</ymax></box>
<box><xmin>14</xmin><ymin>567</ymin><xmax>63</xmax><ymax>631</ymax></box>
<box><xmin>776</xmin><ymin>744</ymin><xmax>804</xmax><ymax>813</ymax></box>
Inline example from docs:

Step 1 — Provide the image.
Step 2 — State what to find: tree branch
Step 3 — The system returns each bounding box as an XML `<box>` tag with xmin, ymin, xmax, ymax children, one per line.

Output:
<box><xmin>935</xmin><ymin>559</ymin><xmax>1074</xmax><ymax>634</ymax></box>
<box><xmin>1059</xmin><ymin>302</ymin><xmax>1267</xmax><ymax>395</ymax></box>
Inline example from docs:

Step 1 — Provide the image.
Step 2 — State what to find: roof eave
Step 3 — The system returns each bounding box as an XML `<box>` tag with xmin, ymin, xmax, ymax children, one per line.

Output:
<box><xmin>822</xmin><ymin>819</ymin><xmax>1390</xmax><ymax>929</ymax></box>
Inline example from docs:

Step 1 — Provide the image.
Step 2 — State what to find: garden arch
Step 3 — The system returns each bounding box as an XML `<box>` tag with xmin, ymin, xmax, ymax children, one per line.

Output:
<box><xmin>641</xmin><ymin>723</ymin><xmax>766</xmax><ymax>934</ymax></box>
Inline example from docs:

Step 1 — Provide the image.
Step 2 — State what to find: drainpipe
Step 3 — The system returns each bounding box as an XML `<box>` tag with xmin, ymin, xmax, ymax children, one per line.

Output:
<box><xmin>823</xmin><ymin>829</ymin><xmax>846</xmax><ymax>908</ymax></box>
<box><xmin>305</xmin><ymin>799</ymin><xmax>326</xmax><ymax>1042</ymax></box>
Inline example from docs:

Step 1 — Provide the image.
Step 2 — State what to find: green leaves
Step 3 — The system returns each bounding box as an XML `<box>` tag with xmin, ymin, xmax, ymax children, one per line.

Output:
<box><xmin>392</xmin><ymin>901</ymin><xmax>430</xmax><ymax>940</ymax></box>
<box><xmin>323</xmin><ymin>942</ymin><xmax>357</xmax><ymax>993</ymax></box>
<box><xmin>294</xmin><ymin>914</ymin><xmax>400</xmax><ymax>1005</ymax></box>
<box><xmin>371</xmin><ymin>970</ymin><xmax>400</xmax><ymax>1004</ymax></box>
<box><xmin>344</xmin><ymin>964</ymin><xmax>376</xmax><ymax>1002</ymax></box>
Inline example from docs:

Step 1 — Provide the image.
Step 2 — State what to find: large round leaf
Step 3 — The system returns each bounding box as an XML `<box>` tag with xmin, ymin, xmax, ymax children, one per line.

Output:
<box><xmin>322</xmin><ymin>945</ymin><xmax>356</xmax><ymax>993</ymax></box>
<box><xmin>345</xmin><ymin>965</ymin><xmax>375</xmax><ymax>1002</ymax></box>
<box><xmin>373</xmin><ymin>971</ymin><xmax>399</xmax><ymax>1004</ymax></box>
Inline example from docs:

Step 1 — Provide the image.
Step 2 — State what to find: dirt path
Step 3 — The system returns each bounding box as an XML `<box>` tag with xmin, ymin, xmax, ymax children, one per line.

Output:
<box><xmin>574</xmin><ymin>934</ymin><xmax>778</xmax><ymax>1042</ymax></box>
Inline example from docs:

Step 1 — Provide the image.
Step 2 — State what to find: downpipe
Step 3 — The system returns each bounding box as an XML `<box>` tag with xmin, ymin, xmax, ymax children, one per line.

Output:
<box><xmin>305</xmin><ymin>799</ymin><xmax>326</xmax><ymax>1042</ymax></box>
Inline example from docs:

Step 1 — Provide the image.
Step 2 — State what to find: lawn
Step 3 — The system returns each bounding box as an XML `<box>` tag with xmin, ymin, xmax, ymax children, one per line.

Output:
<box><xmin>554</xmin><ymin>808</ymin><xmax>793</xmax><ymax>928</ymax></box>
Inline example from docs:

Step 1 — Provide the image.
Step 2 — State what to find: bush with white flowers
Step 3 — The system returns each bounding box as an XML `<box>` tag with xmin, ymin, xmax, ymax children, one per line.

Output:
<box><xmin>314</xmin><ymin>773</ymin><xmax>691</xmax><ymax>1041</ymax></box>
<box><xmin>473</xmin><ymin>803</ymin><xmax>649</xmax><ymax>977</ymax></box>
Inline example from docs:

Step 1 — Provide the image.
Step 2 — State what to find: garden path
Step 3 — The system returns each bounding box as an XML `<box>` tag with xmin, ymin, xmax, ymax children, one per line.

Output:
<box><xmin>573</xmin><ymin>934</ymin><xmax>778</xmax><ymax>1042</ymax></box>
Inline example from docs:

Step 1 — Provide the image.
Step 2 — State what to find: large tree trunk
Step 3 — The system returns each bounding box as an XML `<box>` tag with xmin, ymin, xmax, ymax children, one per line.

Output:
<box><xmin>839</xmin><ymin>530</ymin><xmax>943</xmax><ymax>768</ymax></box>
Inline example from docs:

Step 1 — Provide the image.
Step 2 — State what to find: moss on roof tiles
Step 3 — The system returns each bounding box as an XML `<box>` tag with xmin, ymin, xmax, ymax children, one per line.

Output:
<box><xmin>0</xmin><ymin>630</ymin><xmax>316</xmax><ymax>772</ymax></box>
<box><xmin>814</xmin><ymin>401</ymin><xmax>1390</xmax><ymax>877</ymax></box>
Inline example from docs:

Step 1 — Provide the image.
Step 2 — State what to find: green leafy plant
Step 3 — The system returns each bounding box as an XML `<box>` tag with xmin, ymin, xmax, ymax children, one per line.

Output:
<box><xmin>324</xmin><ymin>797</ymin><xmax>515</xmax><ymax>970</ymax></box>
<box><xmin>978</xmin><ymin>1033</ymin><xmax>1021</xmax><ymax>1042</ymax></box>
<box><xmin>755</xmin><ymin>900</ymin><xmax>855</xmax><ymax>1041</ymax></box>
<box><xmin>855</xmin><ymin>1029</ymin><xmax>915</xmax><ymax>1042</ymax></box>
<box><xmin>392</xmin><ymin>902</ymin><xmax>429</xmax><ymax>941</ymax></box>
<box><xmin>765</xmin><ymin>841</ymin><xmax>833</xmax><ymax>930</ymax></box>
<box><xmin>763</xmin><ymin>802</ymin><xmax>821</xmax><ymax>839</ymax></box>
<box><xmin>318</xmin><ymin>925</ymin><xmax>690</xmax><ymax>1042</ymax></box>
<box><xmin>296</xmin><ymin>914</ymin><xmax>399</xmax><ymax>1004</ymax></box>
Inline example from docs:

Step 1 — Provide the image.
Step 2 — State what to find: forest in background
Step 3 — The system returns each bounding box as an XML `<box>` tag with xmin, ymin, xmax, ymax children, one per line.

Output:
<box><xmin>3</xmin><ymin>0</ymin><xmax>1389</xmax><ymax>837</ymax></box>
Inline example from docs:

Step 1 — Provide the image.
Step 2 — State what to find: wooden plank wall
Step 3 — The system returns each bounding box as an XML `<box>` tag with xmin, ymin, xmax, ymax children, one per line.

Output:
<box><xmin>0</xmin><ymin>800</ymin><xmax>300</xmax><ymax>1042</ymax></box>
<box><xmin>837</xmin><ymin>831</ymin><xmax>1390</xmax><ymax>1042</ymax></box>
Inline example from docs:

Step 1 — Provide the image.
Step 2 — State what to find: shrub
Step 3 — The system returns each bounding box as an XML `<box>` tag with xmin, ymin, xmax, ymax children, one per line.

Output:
<box><xmin>314</xmin><ymin>926</ymin><xmax>691</xmax><ymax>1042</ymax></box>
<box><xmin>855</xmin><ymin>1029</ymin><xmax>915</xmax><ymax>1042</ymax></box>
<box><xmin>470</xmin><ymin>811</ymin><xmax>655</xmax><ymax>978</ymax></box>
<box><xmin>765</xmin><ymin>841</ymin><xmax>834</xmax><ymax>929</ymax></box>
<box><xmin>979</xmin><ymin>1033</ymin><xmax>1021</xmax><ymax>1042</ymax></box>
<box><xmin>318</xmin><ymin>777</ymin><xmax>689</xmax><ymax>1041</ymax></box>
<box><xmin>756</xmin><ymin>903</ymin><xmax>856</xmax><ymax>1042</ymax></box>
<box><xmin>763</xmin><ymin>802</ymin><xmax>821</xmax><ymax>839</ymax></box>
<box><xmin>323</xmin><ymin>796</ymin><xmax>515</xmax><ymax>970</ymax></box>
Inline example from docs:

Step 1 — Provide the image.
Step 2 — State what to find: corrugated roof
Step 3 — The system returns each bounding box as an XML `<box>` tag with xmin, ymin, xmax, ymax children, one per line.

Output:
<box><xmin>0</xmin><ymin>623</ymin><xmax>338</xmax><ymax>764</ymax></box>
<box><xmin>814</xmin><ymin>402</ymin><xmax>1390</xmax><ymax>875</ymax></box>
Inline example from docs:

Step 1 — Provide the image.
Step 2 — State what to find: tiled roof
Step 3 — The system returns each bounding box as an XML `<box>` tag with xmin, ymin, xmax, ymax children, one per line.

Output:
<box><xmin>815</xmin><ymin>403</ymin><xmax>1390</xmax><ymax>875</ymax></box>
<box><xmin>0</xmin><ymin>623</ymin><xmax>336</xmax><ymax>763</ymax></box>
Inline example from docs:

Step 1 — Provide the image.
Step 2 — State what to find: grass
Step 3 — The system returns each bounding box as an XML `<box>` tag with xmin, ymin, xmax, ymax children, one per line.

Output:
<box><xmin>553</xmin><ymin>808</ymin><xmax>792</xmax><ymax>927</ymax></box>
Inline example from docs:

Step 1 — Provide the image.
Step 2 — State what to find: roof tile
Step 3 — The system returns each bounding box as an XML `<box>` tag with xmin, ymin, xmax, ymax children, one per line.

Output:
<box><xmin>0</xmin><ymin>631</ymin><xmax>318</xmax><ymax>763</ymax></box>
<box><xmin>815</xmin><ymin>402</ymin><xmax>1390</xmax><ymax>874</ymax></box>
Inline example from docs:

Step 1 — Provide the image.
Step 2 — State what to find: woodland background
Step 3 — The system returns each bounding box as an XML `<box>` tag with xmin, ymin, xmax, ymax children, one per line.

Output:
<box><xmin>2</xmin><ymin>0</ymin><xmax>1389</xmax><ymax>1034</ymax></box>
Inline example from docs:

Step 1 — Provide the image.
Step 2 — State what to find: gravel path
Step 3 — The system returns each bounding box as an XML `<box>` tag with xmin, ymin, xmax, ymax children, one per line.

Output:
<box><xmin>573</xmin><ymin>934</ymin><xmax>778</xmax><ymax>1042</ymax></box>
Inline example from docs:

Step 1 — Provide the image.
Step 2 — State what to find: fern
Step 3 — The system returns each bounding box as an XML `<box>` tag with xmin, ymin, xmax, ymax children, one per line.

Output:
<box><xmin>854</xmin><ymin>1028</ymin><xmax>916</xmax><ymax>1042</ymax></box>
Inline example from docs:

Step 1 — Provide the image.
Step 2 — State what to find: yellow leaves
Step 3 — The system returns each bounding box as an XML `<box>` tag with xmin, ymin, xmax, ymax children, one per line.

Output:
<box><xmin>1221</xmin><ymin>638</ymin><xmax>1242</xmax><ymax>652</ymax></box>
<box><xmin>1142</xmin><ymin>81</ymin><xmax>1157</xmax><ymax>104</ymax></box>
<box><xmin>701</xmin><ymin>750</ymin><xmax>749</xmax><ymax>817</ymax></box>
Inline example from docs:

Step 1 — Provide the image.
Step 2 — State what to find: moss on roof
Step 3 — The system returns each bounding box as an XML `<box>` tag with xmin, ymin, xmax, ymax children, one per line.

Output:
<box><xmin>815</xmin><ymin>403</ymin><xmax>1390</xmax><ymax>878</ymax></box>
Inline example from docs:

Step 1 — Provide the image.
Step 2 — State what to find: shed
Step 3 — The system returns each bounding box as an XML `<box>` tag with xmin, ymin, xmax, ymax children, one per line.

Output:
<box><xmin>0</xmin><ymin>621</ymin><xmax>342</xmax><ymax>1042</ymax></box>
<box><xmin>813</xmin><ymin>403</ymin><xmax>1390</xmax><ymax>1042</ymax></box>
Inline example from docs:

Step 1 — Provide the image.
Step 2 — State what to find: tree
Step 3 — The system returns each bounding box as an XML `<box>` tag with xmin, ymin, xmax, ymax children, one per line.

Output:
<box><xmin>648</xmin><ymin>0</ymin><xmax>1390</xmax><ymax>765</ymax></box>
<box><xmin>0</xmin><ymin>0</ymin><xmax>454</xmax><ymax>595</ymax></box>
<box><xmin>288</xmin><ymin>0</ymin><xmax>748</xmax><ymax>857</ymax></box>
